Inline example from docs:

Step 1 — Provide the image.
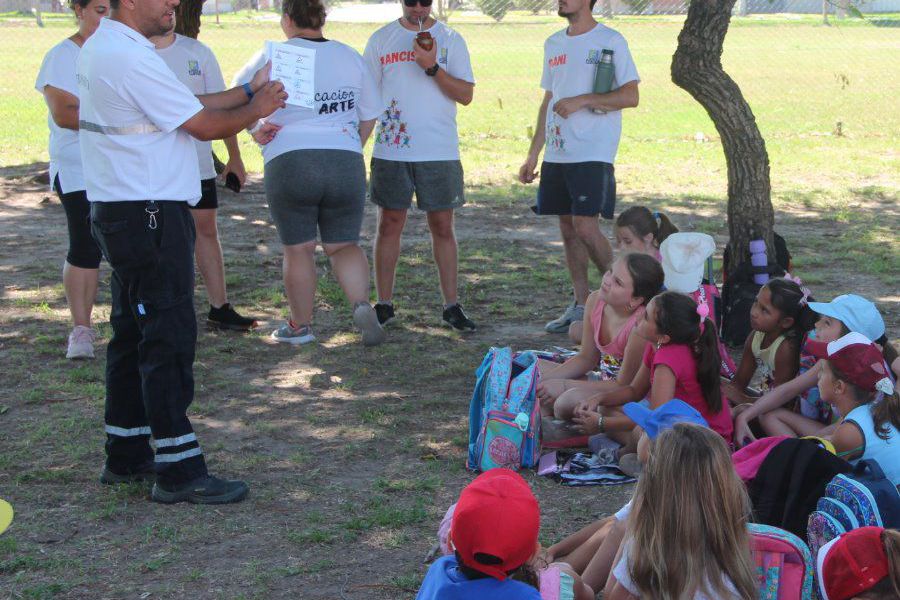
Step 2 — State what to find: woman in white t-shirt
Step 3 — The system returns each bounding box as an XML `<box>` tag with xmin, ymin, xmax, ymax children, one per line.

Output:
<box><xmin>35</xmin><ymin>0</ymin><xmax>109</xmax><ymax>360</ymax></box>
<box><xmin>235</xmin><ymin>0</ymin><xmax>385</xmax><ymax>347</ymax></box>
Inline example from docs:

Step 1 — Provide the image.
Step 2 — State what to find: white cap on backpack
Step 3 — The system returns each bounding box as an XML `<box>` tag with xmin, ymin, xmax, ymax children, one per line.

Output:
<box><xmin>660</xmin><ymin>233</ymin><xmax>716</xmax><ymax>294</ymax></box>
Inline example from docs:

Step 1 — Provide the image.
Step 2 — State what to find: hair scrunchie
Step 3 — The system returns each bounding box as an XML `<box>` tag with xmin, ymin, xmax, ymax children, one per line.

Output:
<box><xmin>696</xmin><ymin>302</ymin><xmax>709</xmax><ymax>334</ymax></box>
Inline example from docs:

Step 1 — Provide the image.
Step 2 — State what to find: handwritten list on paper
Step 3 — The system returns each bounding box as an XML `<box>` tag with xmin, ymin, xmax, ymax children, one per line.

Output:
<box><xmin>265</xmin><ymin>41</ymin><xmax>316</xmax><ymax>109</ymax></box>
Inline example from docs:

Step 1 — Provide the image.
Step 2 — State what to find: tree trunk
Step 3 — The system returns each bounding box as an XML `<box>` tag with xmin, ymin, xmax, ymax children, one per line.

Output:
<box><xmin>175</xmin><ymin>0</ymin><xmax>204</xmax><ymax>39</ymax></box>
<box><xmin>671</xmin><ymin>0</ymin><xmax>774</xmax><ymax>278</ymax></box>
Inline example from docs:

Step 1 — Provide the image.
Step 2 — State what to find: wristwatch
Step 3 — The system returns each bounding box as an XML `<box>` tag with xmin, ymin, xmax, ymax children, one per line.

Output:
<box><xmin>425</xmin><ymin>63</ymin><xmax>440</xmax><ymax>77</ymax></box>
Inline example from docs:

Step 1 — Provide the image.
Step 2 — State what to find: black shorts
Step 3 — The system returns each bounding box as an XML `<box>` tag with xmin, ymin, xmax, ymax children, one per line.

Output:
<box><xmin>54</xmin><ymin>175</ymin><xmax>102</xmax><ymax>269</ymax></box>
<box><xmin>191</xmin><ymin>178</ymin><xmax>218</xmax><ymax>210</ymax></box>
<box><xmin>533</xmin><ymin>161</ymin><xmax>616</xmax><ymax>219</ymax></box>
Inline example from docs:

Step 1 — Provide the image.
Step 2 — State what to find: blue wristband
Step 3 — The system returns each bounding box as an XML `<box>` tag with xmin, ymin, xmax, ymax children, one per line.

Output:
<box><xmin>242</xmin><ymin>82</ymin><xmax>254</xmax><ymax>100</ymax></box>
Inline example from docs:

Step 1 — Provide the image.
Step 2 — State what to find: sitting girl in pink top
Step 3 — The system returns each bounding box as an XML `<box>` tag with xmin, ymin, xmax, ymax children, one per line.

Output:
<box><xmin>573</xmin><ymin>291</ymin><xmax>734</xmax><ymax>445</ymax></box>
<box><xmin>537</xmin><ymin>253</ymin><xmax>664</xmax><ymax>423</ymax></box>
<box><xmin>567</xmin><ymin>207</ymin><xmax>676</xmax><ymax>343</ymax></box>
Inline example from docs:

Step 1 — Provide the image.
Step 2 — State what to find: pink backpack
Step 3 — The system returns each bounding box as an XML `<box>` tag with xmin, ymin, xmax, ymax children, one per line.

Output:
<box><xmin>748</xmin><ymin>523</ymin><xmax>815</xmax><ymax>600</ymax></box>
<box><xmin>732</xmin><ymin>436</ymin><xmax>790</xmax><ymax>482</ymax></box>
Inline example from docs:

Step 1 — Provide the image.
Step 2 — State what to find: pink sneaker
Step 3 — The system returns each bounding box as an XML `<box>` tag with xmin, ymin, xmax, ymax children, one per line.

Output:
<box><xmin>66</xmin><ymin>326</ymin><xmax>96</xmax><ymax>360</ymax></box>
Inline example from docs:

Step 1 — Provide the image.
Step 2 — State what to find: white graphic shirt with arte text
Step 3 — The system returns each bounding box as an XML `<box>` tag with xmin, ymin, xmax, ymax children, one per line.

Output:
<box><xmin>363</xmin><ymin>20</ymin><xmax>475</xmax><ymax>162</ymax></box>
<box><xmin>156</xmin><ymin>34</ymin><xmax>226</xmax><ymax>180</ymax></box>
<box><xmin>233</xmin><ymin>38</ymin><xmax>382</xmax><ymax>165</ymax></box>
<box><xmin>540</xmin><ymin>23</ymin><xmax>639</xmax><ymax>165</ymax></box>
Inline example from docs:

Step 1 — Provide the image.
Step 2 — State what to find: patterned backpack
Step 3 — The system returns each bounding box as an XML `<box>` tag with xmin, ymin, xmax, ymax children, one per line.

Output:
<box><xmin>807</xmin><ymin>459</ymin><xmax>900</xmax><ymax>559</ymax></box>
<box><xmin>467</xmin><ymin>347</ymin><xmax>541</xmax><ymax>472</ymax></box>
<box><xmin>748</xmin><ymin>523</ymin><xmax>815</xmax><ymax>600</ymax></box>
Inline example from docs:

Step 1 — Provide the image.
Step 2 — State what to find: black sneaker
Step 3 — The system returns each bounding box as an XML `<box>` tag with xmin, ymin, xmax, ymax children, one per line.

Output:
<box><xmin>207</xmin><ymin>303</ymin><xmax>258</xmax><ymax>331</ymax></box>
<box><xmin>99</xmin><ymin>462</ymin><xmax>156</xmax><ymax>485</ymax></box>
<box><xmin>442</xmin><ymin>304</ymin><xmax>476</xmax><ymax>332</ymax></box>
<box><xmin>374</xmin><ymin>302</ymin><xmax>395</xmax><ymax>326</ymax></box>
<box><xmin>151</xmin><ymin>474</ymin><xmax>249</xmax><ymax>505</ymax></box>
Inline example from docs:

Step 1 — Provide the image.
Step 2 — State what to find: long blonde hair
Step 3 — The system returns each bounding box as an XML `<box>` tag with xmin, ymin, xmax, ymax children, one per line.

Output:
<box><xmin>626</xmin><ymin>424</ymin><xmax>758</xmax><ymax>600</ymax></box>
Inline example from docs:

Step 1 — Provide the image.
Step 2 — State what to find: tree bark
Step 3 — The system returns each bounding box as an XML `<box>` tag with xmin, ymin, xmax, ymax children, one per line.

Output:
<box><xmin>175</xmin><ymin>0</ymin><xmax>204</xmax><ymax>39</ymax></box>
<box><xmin>671</xmin><ymin>0</ymin><xmax>774</xmax><ymax>278</ymax></box>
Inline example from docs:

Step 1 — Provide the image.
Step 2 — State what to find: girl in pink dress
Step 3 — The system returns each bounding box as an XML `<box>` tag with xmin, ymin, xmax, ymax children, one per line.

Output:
<box><xmin>573</xmin><ymin>291</ymin><xmax>734</xmax><ymax>446</ymax></box>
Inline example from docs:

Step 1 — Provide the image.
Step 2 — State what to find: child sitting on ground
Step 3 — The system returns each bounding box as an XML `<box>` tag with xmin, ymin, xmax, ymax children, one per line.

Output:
<box><xmin>817</xmin><ymin>527</ymin><xmax>900</xmax><ymax>600</ymax></box>
<box><xmin>659</xmin><ymin>232</ymin><xmax>736</xmax><ymax>380</ymax></box>
<box><xmin>564</xmin><ymin>206</ymin><xmax>675</xmax><ymax>341</ymax></box>
<box><xmin>572</xmin><ymin>291</ymin><xmax>733</xmax><ymax>445</ymax></box>
<box><xmin>546</xmin><ymin>400</ymin><xmax>709</xmax><ymax>594</ymax></box>
<box><xmin>733</xmin><ymin>294</ymin><xmax>895</xmax><ymax>446</ymax></box>
<box><xmin>809</xmin><ymin>332</ymin><xmax>900</xmax><ymax>485</ymax></box>
<box><xmin>614</xmin><ymin>206</ymin><xmax>678</xmax><ymax>260</ymax></box>
<box><xmin>537</xmin><ymin>253</ymin><xmax>664</xmax><ymax>422</ymax></box>
<box><xmin>725</xmin><ymin>276</ymin><xmax>818</xmax><ymax>408</ymax></box>
<box><xmin>419</xmin><ymin>469</ymin><xmax>593</xmax><ymax>600</ymax></box>
<box><xmin>605</xmin><ymin>423</ymin><xmax>758</xmax><ymax>600</ymax></box>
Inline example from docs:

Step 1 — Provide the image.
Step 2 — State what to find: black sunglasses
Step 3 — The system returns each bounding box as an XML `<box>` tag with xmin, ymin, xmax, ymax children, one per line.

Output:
<box><xmin>404</xmin><ymin>0</ymin><xmax>433</xmax><ymax>6</ymax></box>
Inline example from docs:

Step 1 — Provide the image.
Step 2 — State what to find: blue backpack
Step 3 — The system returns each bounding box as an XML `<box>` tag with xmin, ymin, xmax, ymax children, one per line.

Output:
<box><xmin>807</xmin><ymin>459</ymin><xmax>900</xmax><ymax>559</ymax></box>
<box><xmin>467</xmin><ymin>347</ymin><xmax>541</xmax><ymax>472</ymax></box>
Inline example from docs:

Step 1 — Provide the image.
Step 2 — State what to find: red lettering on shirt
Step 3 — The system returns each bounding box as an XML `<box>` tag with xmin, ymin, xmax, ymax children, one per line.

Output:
<box><xmin>379</xmin><ymin>50</ymin><xmax>418</xmax><ymax>66</ymax></box>
<box><xmin>548</xmin><ymin>54</ymin><xmax>567</xmax><ymax>67</ymax></box>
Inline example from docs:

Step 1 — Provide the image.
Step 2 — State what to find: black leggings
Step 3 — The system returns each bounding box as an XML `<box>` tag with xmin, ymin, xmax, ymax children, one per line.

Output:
<box><xmin>55</xmin><ymin>175</ymin><xmax>102</xmax><ymax>269</ymax></box>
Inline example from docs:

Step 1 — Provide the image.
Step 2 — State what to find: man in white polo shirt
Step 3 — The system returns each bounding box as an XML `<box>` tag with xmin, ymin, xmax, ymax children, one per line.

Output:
<box><xmin>518</xmin><ymin>0</ymin><xmax>639</xmax><ymax>334</ymax></box>
<box><xmin>153</xmin><ymin>20</ymin><xmax>258</xmax><ymax>332</ymax></box>
<box><xmin>77</xmin><ymin>0</ymin><xmax>285</xmax><ymax>504</ymax></box>
<box><xmin>363</xmin><ymin>0</ymin><xmax>476</xmax><ymax>332</ymax></box>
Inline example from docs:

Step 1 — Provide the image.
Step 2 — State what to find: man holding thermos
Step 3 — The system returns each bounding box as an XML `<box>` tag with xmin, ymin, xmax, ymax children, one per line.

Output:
<box><xmin>519</xmin><ymin>0</ymin><xmax>640</xmax><ymax>335</ymax></box>
<box><xmin>363</xmin><ymin>0</ymin><xmax>477</xmax><ymax>332</ymax></box>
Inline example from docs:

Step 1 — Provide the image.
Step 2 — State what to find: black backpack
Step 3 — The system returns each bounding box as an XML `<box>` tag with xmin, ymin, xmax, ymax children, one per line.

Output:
<box><xmin>748</xmin><ymin>438</ymin><xmax>851</xmax><ymax>539</ymax></box>
<box><xmin>720</xmin><ymin>233</ymin><xmax>792</xmax><ymax>347</ymax></box>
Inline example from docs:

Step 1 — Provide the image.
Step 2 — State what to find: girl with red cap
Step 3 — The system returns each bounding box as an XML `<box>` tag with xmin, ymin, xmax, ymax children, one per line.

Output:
<box><xmin>816</xmin><ymin>527</ymin><xmax>900</xmax><ymax>600</ymax></box>
<box><xmin>417</xmin><ymin>469</ymin><xmax>593</xmax><ymax>600</ymax></box>
<box><xmin>808</xmin><ymin>332</ymin><xmax>900</xmax><ymax>486</ymax></box>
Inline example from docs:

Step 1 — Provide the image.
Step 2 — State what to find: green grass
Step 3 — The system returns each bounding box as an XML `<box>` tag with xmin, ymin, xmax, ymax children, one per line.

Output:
<box><xmin>4</xmin><ymin>12</ymin><xmax>898</xmax><ymax>200</ymax></box>
<box><xmin>1</xmin><ymin>11</ymin><xmax>897</xmax><ymax>598</ymax></box>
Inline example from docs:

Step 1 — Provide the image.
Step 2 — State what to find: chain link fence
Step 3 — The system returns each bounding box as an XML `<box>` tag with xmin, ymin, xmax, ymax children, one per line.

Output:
<box><xmin>3</xmin><ymin>2</ymin><xmax>898</xmax><ymax>197</ymax></box>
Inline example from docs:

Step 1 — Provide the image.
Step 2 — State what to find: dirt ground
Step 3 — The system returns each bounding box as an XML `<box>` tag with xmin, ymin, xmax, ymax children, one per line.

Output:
<box><xmin>0</xmin><ymin>162</ymin><xmax>896</xmax><ymax>599</ymax></box>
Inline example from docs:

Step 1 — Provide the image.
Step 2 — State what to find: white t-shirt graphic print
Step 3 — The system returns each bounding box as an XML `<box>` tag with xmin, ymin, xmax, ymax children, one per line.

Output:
<box><xmin>540</xmin><ymin>23</ymin><xmax>639</xmax><ymax>164</ymax></box>
<box><xmin>364</xmin><ymin>20</ymin><xmax>474</xmax><ymax>162</ymax></box>
<box><xmin>234</xmin><ymin>38</ymin><xmax>381</xmax><ymax>164</ymax></box>
<box><xmin>156</xmin><ymin>34</ymin><xmax>226</xmax><ymax>180</ymax></box>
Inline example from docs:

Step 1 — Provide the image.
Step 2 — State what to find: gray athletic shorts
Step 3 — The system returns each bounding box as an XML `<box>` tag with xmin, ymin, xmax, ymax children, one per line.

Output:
<box><xmin>369</xmin><ymin>157</ymin><xmax>465</xmax><ymax>212</ymax></box>
<box><xmin>264</xmin><ymin>149</ymin><xmax>365</xmax><ymax>245</ymax></box>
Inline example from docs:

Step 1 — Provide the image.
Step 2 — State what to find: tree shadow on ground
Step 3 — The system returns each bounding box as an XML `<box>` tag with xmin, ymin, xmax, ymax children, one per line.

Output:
<box><xmin>0</xmin><ymin>161</ymin><xmax>896</xmax><ymax>598</ymax></box>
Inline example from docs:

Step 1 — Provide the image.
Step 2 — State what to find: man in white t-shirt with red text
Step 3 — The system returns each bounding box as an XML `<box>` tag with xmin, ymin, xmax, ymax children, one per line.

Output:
<box><xmin>518</xmin><ymin>0</ymin><xmax>639</xmax><ymax>334</ymax></box>
<box><xmin>364</xmin><ymin>0</ymin><xmax>476</xmax><ymax>331</ymax></box>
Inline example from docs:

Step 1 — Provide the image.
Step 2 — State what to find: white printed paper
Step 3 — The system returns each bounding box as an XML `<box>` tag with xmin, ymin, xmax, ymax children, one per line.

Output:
<box><xmin>265</xmin><ymin>41</ymin><xmax>316</xmax><ymax>109</ymax></box>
